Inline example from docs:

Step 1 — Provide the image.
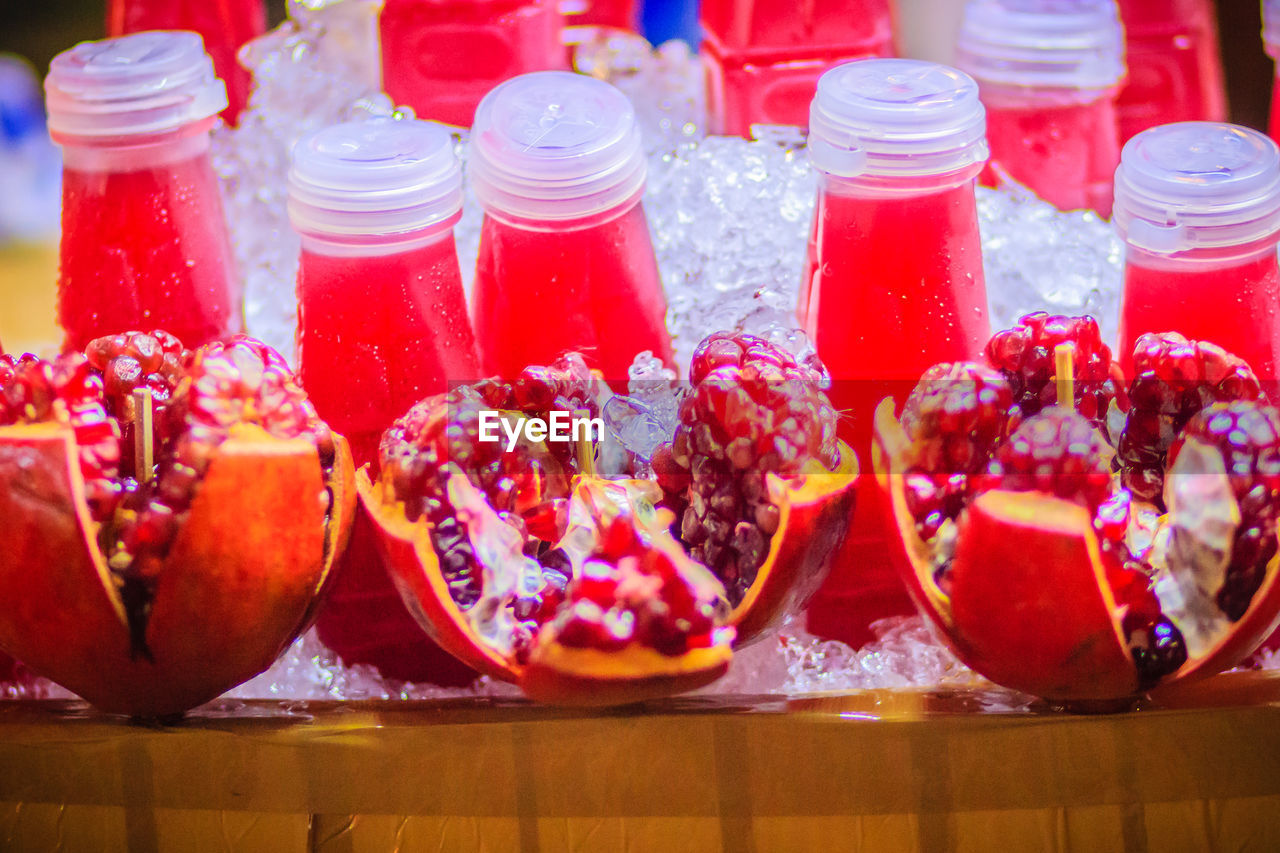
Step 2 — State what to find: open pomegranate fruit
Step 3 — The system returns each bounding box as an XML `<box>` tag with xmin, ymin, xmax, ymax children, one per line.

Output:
<box><xmin>874</xmin><ymin>314</ymin><xmax>1280</xmax><ymax>703</ymax></box>
<box><xmin>0</xmin><ymin>332</ymin><xmax>356</xmax><ymax>716</ymax></box>
<box><xmin>359</xmin><ymin>332</ymin><xmax>856</xmax><ymax>704</ymax></box>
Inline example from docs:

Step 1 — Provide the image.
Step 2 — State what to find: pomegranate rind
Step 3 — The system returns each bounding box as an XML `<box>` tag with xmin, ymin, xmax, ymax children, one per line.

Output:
<box><xmin>356</xmin><ymin>467</ymin><xmax>519</xmax><ymax>682</ymax></box>
<box><xmin>0</xmin><ymin>422</ymin><xmax>342</xmax><ymax>716</ymax></box>
<box><xmin>872</xmin><ymin>399</ymin><xmax>954</xmax><ymax>630</ymax></box>
<box><xmin>872</xmin><ymin>398</ymin><xmax>1140</xmax><ymax>700</ymax></box>
<box><xmin>729</xmin><ymin>441</ymin><xmax>858</xmax><ymax>643</ymax></box>
<box><xmin>949</xmin><ymin>491</ymin><xmax>1139</xmax><ymax>700</ymax></box>
<box><xmin>293</xmin><ymin>432</ymin><xmax>357</xmax><ymax>634</ymax></box>
<box><xmin>1161</xmin><ymin>538</ymin><xmax>1280</xmax><ymax>686</ymax></box>
<box><xmin>521</xmin><ymin>642</ymin><xmax>732</xmax><ymax>706</ymax></box>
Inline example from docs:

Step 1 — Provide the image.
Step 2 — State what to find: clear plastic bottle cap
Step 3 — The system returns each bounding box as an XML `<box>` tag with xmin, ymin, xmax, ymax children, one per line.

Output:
<box><xmin>1265</xmin><ymin>0</ymin><xmax>1280</xmax><ymax>58</ymax></box>
<box><xmin>954</xmin><ymin>0</ymin><xmax>1125</xmax><ymax>94</ymax></box>
<box><xmin>808</xmin><ymin>59</ymin><xmax>988</xmax><ymax>180</ymax></box>
<box><xmin>1113</xmin><ymin>122</ymin><xmax>1280</xmax><ymax>254</ymax></box>
<box><xmin>288</xmin><ymin>116</ymin><xmax>463</xmax><ymax>239</ymax></box>
<box><xmin>44</xmin><ymin>31</ymin><xmax>228</xmax><ymax>142</ymax></box>
<box><xmin>467</xmin><ymin>71</ymin><xmax>645</xmax><ymax>222</ymax></box>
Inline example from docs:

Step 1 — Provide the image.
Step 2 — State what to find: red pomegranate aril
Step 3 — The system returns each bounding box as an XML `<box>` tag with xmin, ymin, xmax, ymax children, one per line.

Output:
<box><xmin>659</xmin><ymin>332</ymin><xmax>839</xmax><ymax>605</ymax></box>
<box><xmin>1118</xmin><ymin>333</ymin><xmax>1263</xmax><ymax>505</ymax></box>
<box><xmin>985</xmin><ymin>313</ymin><xmax>1122</xmax><ymax>428</ymax></box>
<box><xmin>899</xmin><ymin>362</ymin><xmax>1016</xmax><ymax>539</ymax></box>
<box><xmin>986</xmin><ymin>408</ymin><xmax>1112</xmax><ymax>510</ymax></box>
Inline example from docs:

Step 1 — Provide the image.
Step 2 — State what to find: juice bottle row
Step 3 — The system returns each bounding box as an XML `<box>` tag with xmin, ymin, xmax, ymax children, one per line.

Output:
<box><xmin>101</xmin><ymin>0</ymin><xmax>1234</xmax><ymax>155</ymax></box>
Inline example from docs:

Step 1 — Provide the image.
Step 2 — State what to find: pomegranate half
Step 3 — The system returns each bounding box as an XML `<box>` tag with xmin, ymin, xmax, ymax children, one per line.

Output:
<box><xmin>0</xmin><ymin>334</ymin><xmax>355</xmax><ymax>716</ymax></box>
<box><xmin>873</xmin><ymin>320</ymin><xmax>1280</xmax><ymax>702</ymax></box>
<box><xmin>360</xmin><ymin>334</ymin><xmax>857</xmax><ymax>704</ymax></box>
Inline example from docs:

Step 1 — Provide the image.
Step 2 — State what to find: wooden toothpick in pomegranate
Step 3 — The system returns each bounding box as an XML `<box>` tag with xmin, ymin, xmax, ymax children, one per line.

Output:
<box><xmin>132</xmin><ymin>387</ymin><xmax>154</xmax><ymax>483</ymax></box>
<box><xmin>1055</xmin><ymin>342</ymin><xmax>1075</xmax><ymax>410</ymax></box>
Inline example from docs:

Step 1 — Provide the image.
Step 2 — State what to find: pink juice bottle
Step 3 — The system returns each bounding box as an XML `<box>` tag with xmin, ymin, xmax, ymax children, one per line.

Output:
<box><xmin>799</xmin><ymin>59</ymin><xmax>992</xmax><ymax>647</ymax></box>
<box><xmin>289</xmin><ymin>117</ymin><xmax>483</xmax><ymax>682</ymax></box>
<box><xmin>380</xmin><ymin>0</ymin><xmax>566</xmax><ymax>128</ymax></box>
<box><xmin>46</xmin><ymin>31</ymin><xmax>240</xmax><ymax>353</ymax></box>
<box><xmin>106</xmin><ymin>0</ymin><xmax>266</xmax><ymax>125</ymax></box>
<box><xmin>954</xmin><ymin>0</ymin><xmax>1126</xmax><ymax>217</ymax></box>
<box><xmin>1114</xmin><ymin>0</ymin><xmax>1226</xmax><ymax>143</ymax></box>
<box><xmin>700</xmin><ymin>0</ymin><xmax>895</xmax><ymax>137</ymax></box>
<box><xmin>1116</xmin><ymin>122</ymin><xmax>1280</xmax><ymax>382</ymax></box>
<box><xmin>470</xmin><ymin>71</ymin><xmax>672</xmax><ymax>385</ymax></box>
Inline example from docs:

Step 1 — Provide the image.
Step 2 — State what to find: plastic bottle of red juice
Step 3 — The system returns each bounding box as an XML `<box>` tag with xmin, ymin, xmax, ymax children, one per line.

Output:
<box><xmin>700</xmin><ymin>0</ymin><xmax>895</xmax><ymax>137</ymax></box>
<box><xmin>800</xmin><ymin>58</ymin><xmax>992</xmax><ymax>647</ymax></box>
<box><xmin>290</xmin><ymin>116</ymin><xmax>483</xmax><ymax>682</ymax></box>
<box><xmin>380</xmin><ymin>0</ymin><xmax>566</xmax><ymax>128</ymax></box>
<box><xmin>1116</xmin><ymin>123</ymin><xmax>1280</xmax><ymax>383</ymax></box>
<box><xmin>1114</xmin><ymin>0</ymin><xmax>1226</xmax><ymax>143</ymax></box>
<box><xmin>46</xmin><ymin>31</ymin><xmax>240</xmax><ymax>353</ymax></box>
<box><xmin>106</xmin><ymin>0</ymin><xmax>266</xmax><ymax>125</ymax></box>
<box><xmin>955</xmin><ymin>0</ymin><xmax>1126</xmax><ymax>217</ymax></box>
<box><xmin>1265</xmin><ymin>0</ymin><xmax>1280</xmax><ymax>143</ymax></box>
<box><xmin>469</xmin><ymin>71</ymin><xmax>672</xmax><ymax>386</ymax></box>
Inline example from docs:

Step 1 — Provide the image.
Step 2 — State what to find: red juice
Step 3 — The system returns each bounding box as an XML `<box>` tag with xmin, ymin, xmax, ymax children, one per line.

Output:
<box><xmin>700</xmin><ymin>0</ymin><xmax>893</xmax><ymax>136</ymax></box>
<box><xmin>801</xmin><ymin>59</ymin><xmax>990</xmax><ymax>647</ymax></box>
<box><xmin>290</xmin><ymin>115</ymin><xmax>481</xmax><ymax>682</ymax></box>
<box><xmin>106</xmin><ymin>0</ymin><xmax>266</xmax><ymax>125</ymax></box>
<box><xmin>47</xmin><ymin>32</ymin><xmax>239</xmax><ymax>352</ymax></box>
<box><xmin>381</xmin><ymin>0</ymin><xmax>566</xmax><ymax>128</ymax></box>
<box><xmin>982</xmin><ymin>95</ymin><xmax>1121</xmax><ymax>216</ymax></box>
<box><xmin>474</xmin><ymin>203</ymin><xmax>670</xmax><ymax>384</ymax></box>
<box><xmin>301</xmin><ymin>236</ymin><xmax>481</xmax><ymax>684</ymax></box>
<box><xmin>469</xmin><ymin>72</ymin><xmax>670</xmax><ymax>385</ymax></box>
<box><xmin>58</xmin><ymin>146</ymin><xmax>238</xmax><ymax>352</ymax></box>
<box><xmin>297</xmin><ymin>235</ymin><xmax>480</xmax><ymax>464</ymax></box>
<box><xmin>954</xmin><ymin>0</ymin><xmax>1125</xmax><ymax>218</ymax></box>
<box><xmin>1114</xmin><ymin>122</ymin><xmax>1280</xmax><ymax>385</ymax></box>
<box><xmin>802</xmin><ymin>178</ymin><xmax>990</xmax><ymax>646</ymax></box>
<box><xmin>1119</xmin><ymin>250</ymin><xmax>1280</xmax><ymax>380</ymax></box>
<box><xmin>1115</xmin><ymin>0</ymin><xmax>1226</xmax><ymax>143</ymax></box>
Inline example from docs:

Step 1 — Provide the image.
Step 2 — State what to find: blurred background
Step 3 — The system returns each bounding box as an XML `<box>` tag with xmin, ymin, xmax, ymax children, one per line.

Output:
<box><xmin>0</xmin><ymin>1</ymin><xmax>1273</xmax><ymax>129</ymax></box>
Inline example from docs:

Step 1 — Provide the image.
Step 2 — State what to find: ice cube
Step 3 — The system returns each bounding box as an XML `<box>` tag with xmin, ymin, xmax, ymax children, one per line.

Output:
<box><xmin>978</xmin><ymin>181</ymin><xmax>1124</xmax><ymax>346</ymax></box>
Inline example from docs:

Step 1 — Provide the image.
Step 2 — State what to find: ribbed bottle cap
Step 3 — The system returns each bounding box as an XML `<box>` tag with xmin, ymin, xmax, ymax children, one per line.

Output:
<box><xmin>808</xmin><ymin>59</ymin><xmax>988</xmax><ymax>180</ymax></box>
<box><xmin>288</xmin><ymin>116</ymin><xmax>463</xmax><ymax>239</ymax></box>
<box><xmin>1265</xmin><ymin>0</ymin><xmax>1280</xmax><ymax>57</ymax></box>
<box><xmin>467</xmin><ymin>71</ymin><xmax>646</xmax><ymax>222</ymax></box>
<box><xmin>1113</xmin><ymin>122</ymin><xmax>1280</xmax><ymax>254</ymax></box>
<box><xmin>954</xmin><ymin>0</ymin><xmax>1125</xmax><ymax>93</ymax></box>
<box><xmin>45</xmin><ymin>31</ymin><xmax>227</xmax><ymax>141</ymax></box>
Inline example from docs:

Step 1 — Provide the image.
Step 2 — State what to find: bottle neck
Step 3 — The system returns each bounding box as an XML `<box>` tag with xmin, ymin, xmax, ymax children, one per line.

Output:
<box><xmin>1124</xmin><ymin>238</ymin><xmax>1280</xmax><ymax>272</ymax></box>
<box><xmin>57</xmin><ymin>119</ymin><xmax>216</xmax><ymax>173</ymax></box>
<box><xmin>298</xmin><ymin>223</ymin><xmax>456</xmax><ymax>258</ymax></box>
<box><xmin>979</xmin><ymin>80</ymin><xmax>1118</xmax><ymax>110</ymax></box>
<box><xmin>478</xmin><ymin>188</ymin><xmax>643</xmax><ymax>233</ymax></box>
<box><xmin>817</xmin><ymin>163</ymin><xmax>982</xmax><ymax>198</ymax></box>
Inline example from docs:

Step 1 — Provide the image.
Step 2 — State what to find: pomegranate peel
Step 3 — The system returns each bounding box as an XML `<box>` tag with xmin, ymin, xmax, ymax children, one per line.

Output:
<box><xmin>872</xmin><ymin>398</ymin><xmax>952</xmax><ymax>629</ymax></box>
<box><xmin>360</xmin><ymin>466</ymin><xmax>737</xmax><ymax>703</ymax></box>
<box><xmin>875</xmin><ymin>390</ymin><xmax>1280</xmax><ymax>701</ymax></box>
<box><xmin>729</xmin><ymin>448</ymin><xmax>857</xmax><ymax>643</ymax></box>
<box><xmin>1149</xmin><ymin>436</ymin><xmax>1280</xmax><ymax>683</ymax></box>
<box><xmin>521</xmin><ymin>642</ymin><xmax>732</xmax><ymax>707</ymax></box>
<box><xmin>949</xmin><ymin>491</ymin><xmax>1139</xmax><ymax>700</ymax></box>
<box><xmin>356</xmin><ymin>466</ymin><xmax>524</xmax><ymax>681</ymax></box>
<box><xmin>0</xmin><ymin>421</ymin><xmax>353</xmax><ymax>716</ymax></box>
